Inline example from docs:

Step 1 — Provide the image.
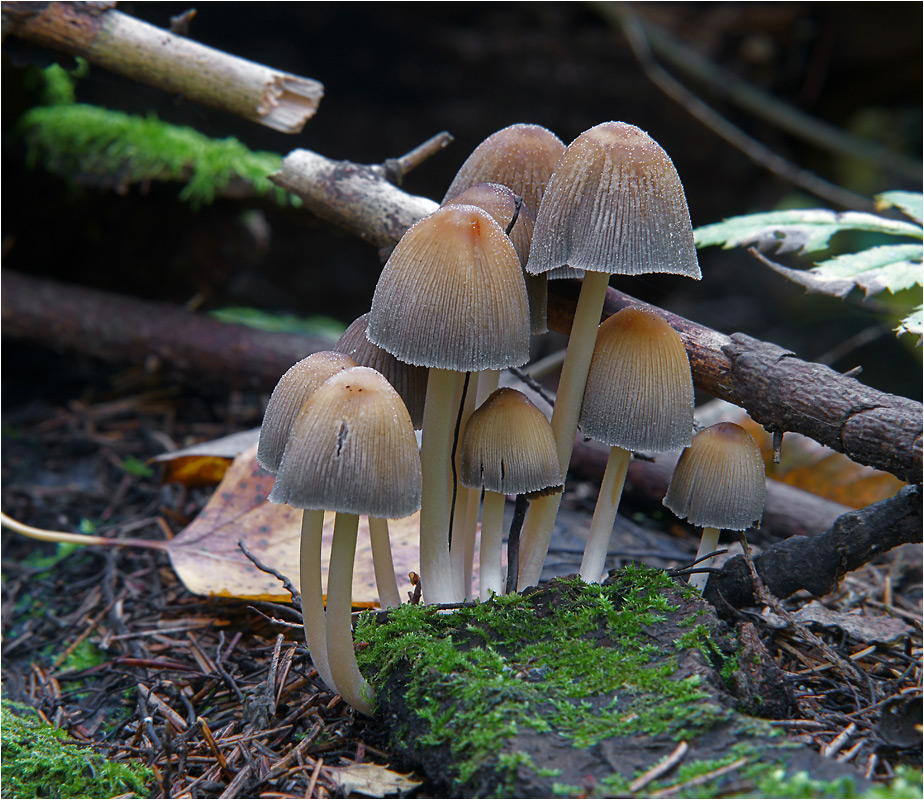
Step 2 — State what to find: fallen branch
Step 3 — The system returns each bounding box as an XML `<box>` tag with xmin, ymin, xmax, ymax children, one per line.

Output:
<box><xmin>2</xmin><ymin>2</ymin><xmax>323</xmax><ymax>133</ymax></box>
<box><xmin>708</xmin><ymin>484</ymin><xmax>922</xmax><ymax>608</ymax></box>
<box><xmin>0</xmin><ymin>268</ymin><xmax>331</xmax><ymax>391</ymax></box>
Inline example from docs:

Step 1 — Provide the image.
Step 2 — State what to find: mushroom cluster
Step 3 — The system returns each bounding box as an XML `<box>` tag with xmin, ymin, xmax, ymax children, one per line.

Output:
<box><xmin>260</xmin><ymin>119</ymin><xmax>768</xmax><ymax>715</ymax></box>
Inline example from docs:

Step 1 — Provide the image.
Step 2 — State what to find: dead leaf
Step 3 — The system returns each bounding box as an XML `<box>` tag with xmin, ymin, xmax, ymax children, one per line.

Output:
<box><xmin>166</xmin><ymin>443</ymin><xmax>421</xmax><ymax>605</ymax></box>
<box><xmin>325</xmin><ymin>763</ymin><xmax>422</xmax><ymax>797</ymax></box>
<box><xmin>792</xmin><ymin>600</ymin><xmax>913</xmax><ymax>643</ymax></box>
<box><xmin>152</xmin><ymin>429</ymin><xmax>261</xmax><ymax>487</ymax></box>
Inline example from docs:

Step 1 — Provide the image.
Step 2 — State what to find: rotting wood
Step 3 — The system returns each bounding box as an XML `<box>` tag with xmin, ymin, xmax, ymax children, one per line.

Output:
<box><xmin>1</xmin><ymin>1</ymin><xmax>323</xmax><ymax>133</ymax></box>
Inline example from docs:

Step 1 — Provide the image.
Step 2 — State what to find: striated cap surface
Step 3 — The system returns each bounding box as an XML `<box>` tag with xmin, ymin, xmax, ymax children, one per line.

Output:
<box><xmin>269</xmin><ymin>367</ymin><xmax>422</xmax><ymax>519</ymax></box>
<box><xmin>526</xmin><ymin>121</ymin><xmax>701</xmax><ymax>279</ymax></box>
<box><xmin>367</xmin><ymin>204</ymin><xmax>530</xmax><ymax>371</ymax></box>
<box><xmin>442</xmin><ymin>123</ymin><xmax>565</xmax><ymax>220</ymax></box>
<box><xmin>460</xmin><ymin>388</ymin><xmax>563</xmax><ymax>496</ymax></box>
<box><xmin>580</xmin><ymin>307</ymin><xmax>694</xmax><ymax>451</ymax></box>
<box><xmin>257</xmin><ymin>351</ymin><xmax>358</xmax><ymax>475</ymax></box>
<box><xmin>336</xmin><ymin>313</ymin><xmax>428</xmax><ymax>428</ymax></box>
<box><xmin>663</xmin><ymin>422</ymin><xmax>766</xmax><ymax>530</ymax></box>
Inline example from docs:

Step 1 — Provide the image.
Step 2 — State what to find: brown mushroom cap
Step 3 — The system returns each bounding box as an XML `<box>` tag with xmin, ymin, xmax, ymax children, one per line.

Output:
<box><xmin>443</xmin><ymin>182</ymin><xmax>547</xmax><ymax>335</ymax></box>
<box><xmin>459</xmin><ymin>388</ymin><xmax>563</xmax><ymax>496</ymax></box>
<box><xmin>580</xmin><ymin>307</ymin><xmax>694</xmax><ymax>452</ymax></box>
<box><xmin>442</xmin><ymin>123</ymin><xmax>566</xmax><ymax>219</ymax></box>
<box><xmin>257</xmin><ymin>351</ymin><xmax>358</xmax><ymax>475</ymax></box>
<box><xmin>526</xmin><ymin>121</ymin><xmax>701</xmax><ymax>280</ymax></box>
<box><xmin>366</xmin><ymin>204</ymin><xmax>530</xmax><ymax>371</ymax></box>
<box><xmin>335</xmin><ymin>313</ymin><xmax>428</xmax><ymax>428</ymax></box>
<box><xmin>269</xmin><ymin>366</ymin><xmax>422</xmax><ymax>519</ymax></box>
<box><xmin>662</xmin><ymin>422</ymin><xmax>766</xmax><ymax>530</ymax></box>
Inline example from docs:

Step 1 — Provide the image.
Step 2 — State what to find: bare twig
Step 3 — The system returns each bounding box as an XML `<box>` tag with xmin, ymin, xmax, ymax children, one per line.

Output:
<box><xmin>1</xmin><ymin>2</ymin><xmax>323</xmax><ymax>133</ymax></box>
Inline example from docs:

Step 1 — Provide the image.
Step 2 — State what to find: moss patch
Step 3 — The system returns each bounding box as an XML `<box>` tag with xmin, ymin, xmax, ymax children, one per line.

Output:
<box><xmin>356</xmin><ymin>566</ymin><xmax>873</xmax><ymax>798</ymax></box>
<box><xmin>1</xmin><ymin>699</ymin><xmax>153</xmax><ymax>799</ymax></box>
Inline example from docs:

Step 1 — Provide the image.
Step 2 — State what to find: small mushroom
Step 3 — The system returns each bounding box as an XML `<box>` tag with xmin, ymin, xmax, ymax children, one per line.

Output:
<box><xmin>270</xmin><ymin>366</ymin><xmax>422</xmax><ymax>714</ymax></box>
<box><xmin>334</xmin><ymin>313</ymin><xmax>428</xmax><ymax>428</ymax></box>
<box><xmin>459</xmin><ymin>388</ymin><xmax>562</xmax><ymax>599</ymax></box>
<box><xmin>663</xmin><ymin>422</ymin><xmax>766</xmax><ymax>592</ymax></box>
<box><xmin>256</xmin><ymin>351</ymin><xmax>357</xmax><ymax>475</ymax></box>
<box><xmin>577</xmin><ymin>307</ymin><xmax>694</xmax><ymax>583</ymax></box>
<box><xmin>517</xmin><ymin>121</ymin><xmax>701</xmax><ymax>591</ymax></box>
<box><xmin>366</xmin><ymin>203</ymin><xmax>530</xmax><ymax>604</ymax></box>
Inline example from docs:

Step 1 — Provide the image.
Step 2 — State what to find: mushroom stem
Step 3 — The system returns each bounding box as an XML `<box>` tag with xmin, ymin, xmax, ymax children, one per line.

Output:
<box><xmin>579</xmin><ymin>446</ymin><xmax>631</xmax><ymax>583</ymax></box>
<box><xmin>479</xmin><ymin>490</ymin><xmax>506</xmax><ymax>600</ymax></box>
<box><xmin>326</xmin><ymin>512</ymin><xmax>374</xmax><ymax>715</ymax></box>
<box><xmin>368</xmin><ymin>516</ymin><xmax>402</xmax><ymax>610</ymax></box>
<box><xmin>419</xmin><ymin>367</ymin><xmax>465</xmax><ymax>604</ymax></box>
<box><xmin>689</xmin><ymin>526</ymin><xmax>722</xmax><ymax>592</ymax></box>
<box><xmin>517</xmin><ymin>270</ymin><xmax>611</xmax><ymax>589</ymax></box>
<box><xmin>449</xmin><ymin>370</ymin><xmax>479</xmax><ymax>599</ymax></box>
<box><xmin>299</xmin><ymin>508</ymin><xmax>337</xmax><ymax>692</ymax></box>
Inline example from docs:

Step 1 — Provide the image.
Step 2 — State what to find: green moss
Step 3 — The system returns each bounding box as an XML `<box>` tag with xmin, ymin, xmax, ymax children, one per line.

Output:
<box><xmin>356</xmin><ymin>566</ymin><xmax>732</xmax><ymax>792</ymax></box>
<box><xmin>1</xmin><ymin>699</ymin><xmax>153</xmax><ymax>798</ymax></box>
<box><xmin>20</xmin><ymin>103</ymin><xmax>295</xmax><ymax>209</ymax></box>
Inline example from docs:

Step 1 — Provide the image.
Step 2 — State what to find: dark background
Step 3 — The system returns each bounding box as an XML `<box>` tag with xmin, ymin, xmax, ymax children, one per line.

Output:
<box><xmin>3</xmin><ymin>1</ymin><xmax>922</xmax><ymax>399</ymax></box>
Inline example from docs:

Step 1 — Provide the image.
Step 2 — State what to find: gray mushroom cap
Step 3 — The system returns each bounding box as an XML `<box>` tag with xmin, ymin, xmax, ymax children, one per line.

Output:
<box><xmin>526</xmin><ymin>121</ymin><xmax>701</xmax><ymax>280</ymax></box>
<box><xmin>366</xmin><ymin>204</ymin><xmax>530</xmax><ymax>372</ymax></box>
<box><xmin>269</xmin><ymin>366</ymin><xmax>422</xmax><ymax>519</ymax></box>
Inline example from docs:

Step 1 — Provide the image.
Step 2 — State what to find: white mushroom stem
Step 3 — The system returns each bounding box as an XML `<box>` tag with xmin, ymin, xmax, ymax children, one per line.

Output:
<box><xmin>517</xmin><ymin>270</ymin><xmax>611</xmax><ymax>590</ymax></box>
<box><xmin>368</xmin><ymin>517</ymin><xmax>402</xmax><ymax>610</ymax></box>
<box><xmin>449</xmin><ymin>371</ymin><xmax>480</xmax><ymax>600</ymax></box>
<box><xmin>419</xmin><ymin>367</ymin><xmax>465</xmax><ymax>604</ymax></box>
<box><xmin>689</xmin><ymin>526</ymin><xmax>722</xmax><ymax>592</ymax></box>
<box><xmin>299</xmin><ymin>509</ymin><xmax>336</xmax><ymax>692</ymax></box>
<box><xmin>479</xmin><ymin>490</ymin><xmax>506</xmax><ymax>600</ymax></box>
<box><xmin>579</xmin><ymin>447</ymin><xmax>631</xmax><ymax>583</ymax></box>
<box><xmin>326</xmin><ymin>512</ymin><xmax>374</xmax><ymax>715</ymax></box>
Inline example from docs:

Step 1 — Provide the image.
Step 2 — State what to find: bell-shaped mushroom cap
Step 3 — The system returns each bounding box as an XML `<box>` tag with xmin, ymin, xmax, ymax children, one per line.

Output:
<box><xmin>663</xmin><ymin>422</ymin><xmax>766</xmax><ymax>531</ymax></box>
<box><xmin>443</xmin><ymin>182</ymin><xmax>547</xmax><ymax>334</ymax></box>
<box><xmin>580</xmin><ymin>307</ymin><xmax>694</xmax><ymax>452</ymax></box>
<box><xmin>526</xmin><ymin>121</ymin><xmax>701</xmax><ymax>280</ymax></box>
<box><xmin>269</xmin><ymin>367</ymin><xmax>422</xmax><ymax>519</ymax></box>
<box><xmin>460</xmin><ymin>388</ymin><xmax>563</xmax><ymax>497</ymax></box>
<box><xmin>442</xmin><ymin>123</ymin><xmax>566</xmax><ymax>220</ymax></box>
<box><xmin>257</xmin><ymin>351</ymin><xmax>358</xmax><ymax>475</ymax></box>
<box><xmin>366</xmin><ymin>204</ymin><xmax>530</xmax><ymax>372</ymax></box>
<box><xmin>335</xmin><ymin>313</ymin><xmax>428</xmax><ymax>428</ymax></box>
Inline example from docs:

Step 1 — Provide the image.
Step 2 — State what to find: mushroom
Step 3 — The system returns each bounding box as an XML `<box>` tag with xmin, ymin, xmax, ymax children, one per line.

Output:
<box><xmin>256</xmin><ymin>351</ymin><xmax>358</xmax><ymax>475</ymax></box>
<box><xmin>517</xmin><ymin>121</ymin><xmax>701</xmax><ymax>590</ymax></box>
<box><xmin>442</xmin><ymin>123</ymin><xmax>566</xmax><ymax>221</ymax></box>
<box><xmin>577</xmin><ymin>307</ymin><xmax>694</xmax><ymax>583</ymax></box>
<box><xmin>459</xmin><ymin>388</ymin><xmax>562</xmax><ymax>599</ymax></box>
<box><xmin>334</xmin><ymin>313</ymin><xmax>428</xmax><ymax>429</ymax></box>
<box><xmin>444</xmin><ymin>182</ymin><xmax>545</xmax><ymax>335</ymax></box>
<box><xmin>366</xmin><ymin>203</ymin><xmax>530</xmax><ymax>604</ymax></box>
<box><xmin>662</xmin><ymin>422</ymin><xmax>766</xmax><ymax>592</ymax></box>
<box><xmin>269</xmin><ymin>366</ymin><xmax>422</xmax><ymax>714</ymax></box>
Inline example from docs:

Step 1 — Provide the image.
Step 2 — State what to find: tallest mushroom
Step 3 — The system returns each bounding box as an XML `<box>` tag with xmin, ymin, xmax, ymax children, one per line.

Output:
<box><xmin>517</xmin><ymin>121</ymin><xmax>702</xmax><ymax>590</ymax></box>
<box><xmin>366</xmin><ymin>203</ymin><xmax>530</xmax><ymax>604</ymax></box>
